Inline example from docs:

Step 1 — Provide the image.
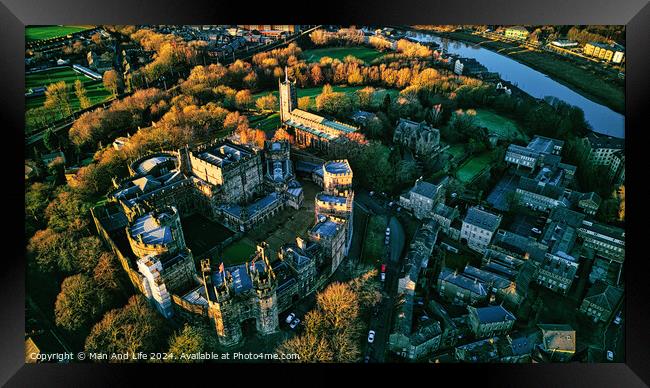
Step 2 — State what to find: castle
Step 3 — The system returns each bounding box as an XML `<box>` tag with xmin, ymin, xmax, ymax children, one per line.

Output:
<box><xmin>279</xmin><ymin>70</ymin><xmax>359</xmax><ymax>151</ymax></box>
<box><xmin>92</xmin><ymin>137</ymin><xmax>355</xmax><ymax>347</ymax></box>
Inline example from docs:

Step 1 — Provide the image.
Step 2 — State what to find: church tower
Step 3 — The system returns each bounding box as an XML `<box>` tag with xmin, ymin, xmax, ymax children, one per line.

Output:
<box><xmin>279</xmin><ymin>67</ymin><xmax>297</xmax><ymax>122</ymax></box>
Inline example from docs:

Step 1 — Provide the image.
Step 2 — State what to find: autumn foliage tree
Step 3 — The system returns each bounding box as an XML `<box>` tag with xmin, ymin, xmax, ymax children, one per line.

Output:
<box><xmin>55</xmin><ymin>273</ymin><xmax>108</xmax><ymax>332</ymax></box>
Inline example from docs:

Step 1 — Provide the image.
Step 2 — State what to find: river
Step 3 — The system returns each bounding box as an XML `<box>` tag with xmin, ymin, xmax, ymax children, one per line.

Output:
<box><xmin>426</xmin><ymin>35</ymin><xmax>624</xmax><ymax>139</ymax></box>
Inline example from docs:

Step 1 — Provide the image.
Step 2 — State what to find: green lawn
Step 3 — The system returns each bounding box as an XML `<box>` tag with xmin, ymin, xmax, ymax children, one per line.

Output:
<box><xmin>361</xmin><ymin>215</ymin><xmax>388</xmax><ymax>265</ymax></box>
<box><xmin>25</xmin><ymin>67</ymin><xmax>112</xmax><ymax>122</ymax></box>
<box><xmin>26</xmin><ymin>25</ymin><xmax>94</xmax><ymax>42</ymax></box>
<box><xmin>303</xmin><ymin>46</ymin><xmax>384</xmax><ymax>64</ymax></box>
<box><xmin>252</xmin><ymin>86</ymin><xmax>399</xmax><ymax>112</ymax></box>
<box><xmin>250</xmin><ymin>112</ymin><xmax>281</xmax><ymax>132</ymax></box>
<box><xmin>473</xmin><ymin>109</ymin><xmax>528</xmax><ymax>142</ymax></box>
<box><xmin>456</xmin><ymin>151</ymin><xmax>495</xmax><ymax>183</ymax></box>
<box><xmin>220</xmin><ymin>239</ymin><xmax>257</xmax><ymax>266</ymax></box>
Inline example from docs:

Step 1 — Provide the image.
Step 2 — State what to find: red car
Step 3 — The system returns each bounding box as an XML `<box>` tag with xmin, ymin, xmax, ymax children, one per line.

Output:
<box><xmin>381</xmin><ymin>264</ymin><xmax>386</xmax><ymax>273</ymax></box>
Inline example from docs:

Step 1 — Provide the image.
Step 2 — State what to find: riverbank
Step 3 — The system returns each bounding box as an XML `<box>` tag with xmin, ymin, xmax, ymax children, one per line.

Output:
<box><xmin>435</xmin><ymin>31</ymin><xmax>624</xmax><ymax>114</ymax></box>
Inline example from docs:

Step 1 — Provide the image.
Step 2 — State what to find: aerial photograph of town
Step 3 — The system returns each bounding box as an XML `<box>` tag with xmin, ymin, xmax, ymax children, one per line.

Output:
<box><xmin>24</xmin><ymin>24</ymin><xmax>625</xmax><ymax>364</ymax></box>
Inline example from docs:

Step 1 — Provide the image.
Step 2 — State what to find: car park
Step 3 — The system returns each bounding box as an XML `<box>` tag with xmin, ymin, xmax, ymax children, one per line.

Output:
<box><xmin>285</xmin><ymin>313</ymin><xmax>296</xmax><ymax>324</ymax></box>
<box><xmin>367</xmin><ymin>330</ymin><xmax>376</xmax><ymax>343</ymax></box>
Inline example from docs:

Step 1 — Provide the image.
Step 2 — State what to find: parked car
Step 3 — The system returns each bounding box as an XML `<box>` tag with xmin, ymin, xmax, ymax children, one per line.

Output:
<box><xmin>385</xmin><ymin>227</ymin><xmax>391</xmax><ymax>236</ymax></box>
<box><xmin>606</xmin><ymin>350</ymin><xmax>614</xmax><ymax>361</ymax></box>
<box><xmin>285</xmin><ymin>313</ymin><xmax>296</xmax><ymax>324</ymax></box>
<box><xmin>364</xmin><ymin>355</ymin><xmax>370</xmax><ymax>363</ymax></box>
<box><xmin>614</xmin><ymin>314</ymin><xmax>622</xmax><ymax>325</ymax></box>
<box><xmin>367</xmin><ymin>330</ymin><xmax>376</xmax><ymax>343</ymax></box>
<box><xmin>370</xmin><ymin>191</ymin><xmax>374</xmax><ymax>196</ymax></box>
<box><xmin>380</xmin><ymin>272</ymin><xmax>386</xmax><ymax>282</ymax></box>
<box><xmin>289</xmin><ymin>318</ymin><xmax>301</xmax><ymax>329</ymax></box>
<box><xmin>531</xmin><ymin>228</ymin><xmax>541</xmax><ymax>234</ymax></box>
<box><xmin>388</xmin><ymin>201</ymin><xmax>394</xmax><ymax>207</ymax></box>
<box><xmin>381</xmin><ymin>264</ymin><xmax>386</xmax><ymax>273</ymax></box>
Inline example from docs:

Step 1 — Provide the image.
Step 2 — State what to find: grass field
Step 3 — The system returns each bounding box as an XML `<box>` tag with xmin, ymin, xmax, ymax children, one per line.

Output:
<box><xmin>473</xmin><ymin>109</ymin><xmax>528</xmax><ymax>142</ymax></box>
<box><xmin>456</xmin><ymin>150</ymin><xmax>495</xmax><ymax>183</ymax></box>
<box><xmin>221</xmin><ymin>239</ymin><xmax>257</xmax><ymax>266</ymax></box>
<box><xmin>303</xmin><ymin>47</ymin><xmax>384</xmax><ymax>64</ymax></box>
<box><xmin>26</xmin><ymin>25</ymin><xmax>94</xmax><ymax>42</ymax></box>
<box><xmin>252</xmin><ymin>86</ymin><xmax>399</xmax><ymax>112</ymax></box>
<box><xmin>25</xmin><ymin>67</ymin><xmax>112</xmax><ymax>117</ymax></box>
<box><xmin>250</xmin><ymin>112</ymin><xmax>281</xmax><ymax>132</ymax></box>
<box><xmin>181</xmin><ymin>214</ymin><xmax>235</xmax><ymax>259</ymax></box>
<box><xmin>361</xmin><ymin>214</ymin><xmax>388</xmax><ymax>265</ymax></box>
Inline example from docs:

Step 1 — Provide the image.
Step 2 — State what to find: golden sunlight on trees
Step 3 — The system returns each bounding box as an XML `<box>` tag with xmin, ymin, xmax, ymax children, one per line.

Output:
<box><xmin>44</xmin><ymin>81</ymin><xmax>72</xmax><ymax>118</ymax></box>
<box><xmin>256</xmin><ymin>93</ymin><xmax>278</xmax><ymax>112</ymax></box>
<box><xmin>74</xmin><ymin>79</ymin><xmax>92</xmax><ymax>110</ymax></box>
<box><xmin>103</xmin><ymin>69</ymin><xmax>122</xmax><ymax>97</ymax></box>
<box><xmin>276</xmin><ymin>270</ymin><xmax>380</xmax><ymax>362</ymax></box>
<box><xmin>618</xmin><ymin>185</ymin><xmax>625</xmax><ymax>221</ymax></box>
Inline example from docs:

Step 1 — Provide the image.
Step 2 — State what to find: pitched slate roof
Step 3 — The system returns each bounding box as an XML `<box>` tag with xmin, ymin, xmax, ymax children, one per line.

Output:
<box><xmin>464</xmin><ymin>207</ymin><xmax>501</xmax><ymax>233</ymax></box>
<box><xmin>471</xmin><ymin>305</ymin><xmax>516</xmax><ymax>324</ymax></box>
<box><xmin>583</xmin><ymin>280</ymin><xmax>623</xmax><ymax>311</ymax></box>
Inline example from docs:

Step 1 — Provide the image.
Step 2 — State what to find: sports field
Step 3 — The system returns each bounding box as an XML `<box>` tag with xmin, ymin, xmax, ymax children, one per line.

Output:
<box><xmin>473</xmin><ymin>109</ymin><xmax>527</xmax><ymax>141</ymax></box>
<box><xmin>303</xmin><ymin>47</ymin><xmax>384</xmax><ymax>64</ymax></box>
<box><xmin>25</xmin><ymin>67</ymin><xmax>112</xmax><ymax>114</ymax></box>
<box><xmin>455</xmin><ymin>150</ymin><xmax>495</xmax><ymax>183</ymax></box>
<box><xmin>26</xmin><ymin>25</ymin><xmax>94</xmax><ymax>42</ymax></box>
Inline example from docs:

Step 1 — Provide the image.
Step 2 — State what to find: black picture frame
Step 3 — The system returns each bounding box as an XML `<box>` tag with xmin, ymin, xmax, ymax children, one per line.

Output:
<box><xmin>2</xmin><ymin>0</ymin><xmax>648</xmax><ymax>386</ymax></box>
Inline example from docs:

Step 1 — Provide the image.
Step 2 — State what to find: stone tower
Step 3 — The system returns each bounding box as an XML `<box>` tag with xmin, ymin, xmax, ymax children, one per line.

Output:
<box><xmin>278</xmin><ymin>67</ymin><xmax>297</xmax><ymax>122</ymax></box>
<box><xmin>202</xmin><ymin>260</ymin><xmax>243</xmax><ymax>347</ymax></box>
<box><xmin>249</xmin><ymin>243</ymin><xmax>279</xmax><ymax>335</ymax></box>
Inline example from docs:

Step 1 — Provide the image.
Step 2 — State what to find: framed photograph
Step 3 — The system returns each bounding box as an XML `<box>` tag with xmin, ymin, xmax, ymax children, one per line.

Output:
<box><xmin>2</xmin><ymin>0</ymin><xmax>648</xmax><ymax>386</ymax></box>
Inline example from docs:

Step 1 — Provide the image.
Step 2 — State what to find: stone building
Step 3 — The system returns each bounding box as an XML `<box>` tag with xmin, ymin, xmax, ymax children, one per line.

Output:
<box><xmin>536</xmin><ymin>324</ymin><xmax>576</xmax><ymax>362</ymax></box>
<box><xmin>202</xmin><ymin>244</ymin><xmax>280</xmax><ymax>347</ymax></box>
<box><xmin>393</xmin><ymin>118</ymin><xmax>441</xmax><ymax>157</ymax></box>
<box><xmin>309</xmin><ymin>217</ymin><xmax>346</xmax><ymax>275</ymax></box>
<box><xmin>460</xmin><ymin>206</ymin><xmax>502</xmax><ymax>253</ymax></box>
<box><xmin>577</xmin><ymin>220</ymin><xmax>625</xmax><ymax>264</ymax></box>
<box><xmin>504</xmin><ymin>136</ymin><xmax>564</xmax><ymax>171</ymax></box>
<box><xmin>579</xmin><ymin>280</ymin><xmax>623</xmax><ymax>324</ymax></box>
<box><xmin>467</xmin><ymin>305</ymin><xmax>516</xmax><ymax>338</ymax></box>
<box><xmin>315</xmin><ymin>160</ymin><xmax>355</xmax><ymax>257</ymax></box>
<box><xmin>397</xmin><ymin>219</ymin><xmax>439</xmax><ymax>295</ymax></box>
<box><xmin>535</xmin><ymin>252</ymin><xmax>579</xmax><ymax>295</ymax></box>
<box><xmin>279</xmin><ymin>71</ymin><xmax>358</xmax><ymax>151</ymax></box>
<box><xmin>437</xmin><ymin>267</ymin><xmax>489</xmax><ymax>306</ymax></box>
<box><xmin>399</xmin><ymin>177</ymin><xmax>447</xmax><ymax>220</ymax></box>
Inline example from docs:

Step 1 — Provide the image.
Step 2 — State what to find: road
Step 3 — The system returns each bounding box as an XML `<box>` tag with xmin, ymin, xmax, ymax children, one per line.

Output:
<box><xmin>364</xmin><ymin>215</ymin><xmax>406</xmax><ymax>362</ymax></box>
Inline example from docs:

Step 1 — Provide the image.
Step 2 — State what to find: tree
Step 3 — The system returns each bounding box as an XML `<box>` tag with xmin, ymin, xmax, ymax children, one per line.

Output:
<box><xmin>298</xmin><ymin>96</ymin><xmax>311</xmax><ymax>110</ymax></box>
<box><xmin>42</xmin><ymin>128</ymin><xmax>59</xmax><ymax>152</ymax></box>
<box><xmin>276</xmin><ymin>333</ymin><xmax>334</xmax><ymax>363</ymax></box>
<box><xmin>167</xmin><ymin>324</ymin><xmax>218</xmax><ymax>362</ymax></box>
<box><xmin>272</xmin><ymin>127</ymin><xmax>293</xmax><ymax>142</ymax></box>
<box><xmin>316</xmin><ymin>282</ymin><xmax>359</xmax><ymax>332</ymax></box>
<box><xmin>44</xmin><ymin>189</ymin><xmax>90</xmax><ymax>233</ymax></box>
<box><xmin>25</xmin><ymin>183</ymin><xmax>52</xmax><ymax>224</ymax></box>
<box><xmin>54</xmin><ymin>274</ymin><xmax>106</xmax><ymax>332</ymax></box>
<box><xmin>235</xmin><ymin>89</ymin><xmax>253</xmax><ymax>110</ymax></box>
<box><xmin>103</xmin><ymin>69</ymin><xmax>122</xmax><ymax>97</ymax></box>
<box><xmin>44</xmin><ymin>81</ymin><xmax>72</xmax><ymax>118</ymax></box>
<box><xmin>74</xmin><ymin>79</ymin><xmax>92</xmax><ymax>110</ymax></box>
<box><xmin>255</xmin><ymin>93</ymin><xmax>278</xmax><ymax>112</ymax></box>
<box><xmin>85</xmin><ymin>295</ymin><xmax>168</xmax><ymax>359</ymax></box>
<box><xmin>93</xmin><ymin>252</ymin><xmax>122</xmax><ymax>291</ymax></box>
